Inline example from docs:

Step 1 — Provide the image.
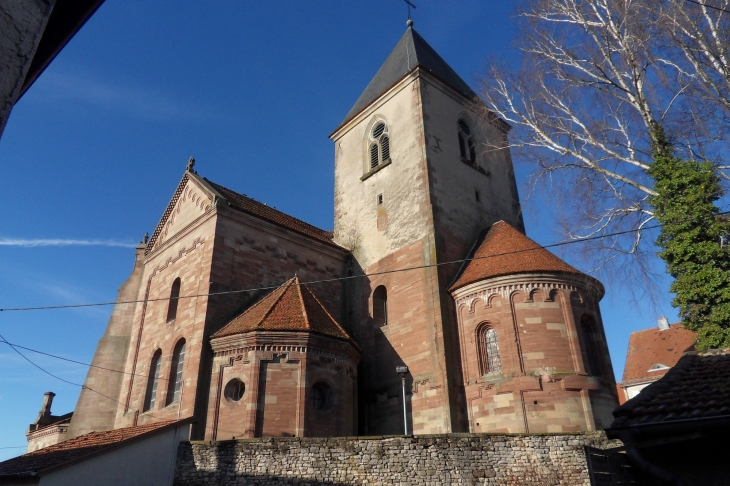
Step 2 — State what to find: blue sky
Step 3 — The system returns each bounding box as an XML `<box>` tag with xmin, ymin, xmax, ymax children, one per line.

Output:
<box><xmin>0</xmin><ymin>1</ymin><xmax>678</xmax><ymax>458</ymax></box>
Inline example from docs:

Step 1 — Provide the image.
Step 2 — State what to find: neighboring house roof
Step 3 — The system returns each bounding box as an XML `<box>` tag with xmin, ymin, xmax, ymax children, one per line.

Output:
<box><xmin>621</xmin><ymin>323</ymin><xmax>696</xmax><ymax>386</ymax></box>
<box><xmin>213</xmin><ymin>277</ymin><xmax>354</xmax><ymax>345</ymax></box>
<box><xmin>337</xmin><ymin>26</ymin><xmax>477</xmax><ymax>130</ymax></box>
<box><xmin>28</xmin><ymin>413</ymin><xmax>73</xmax><ymax>436</ymax></box>
<box><xmin>0</xmin><ymin>419</ymin><xmax>187</xmax><ymax>479</ymax></box>
<box><xmin>450</xmin><ymin>221</ymin><xmax>592</xmax><ymax>291</ymax></box>
<box><xmin>611</xmin><ymin>348</ymin><xmax>730</xmax><ymax>428</ymax></box>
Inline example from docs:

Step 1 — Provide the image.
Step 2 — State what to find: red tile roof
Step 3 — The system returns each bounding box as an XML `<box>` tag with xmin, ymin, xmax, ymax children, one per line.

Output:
<box><xmin>612</xmin><ymin>348</ymin><xmax>730</xmax><ymax>427</ymax></box>
<box><xmin>621</xmin><ymin>323</ymin><xmax>696</xmax><ymax>385</ymax></box>
<box><xmin>199</xmin><ymin>176</ymin><xmax>342</xmax><ymax>249</ymax></box>
<box><xmin>450</xmin><ymin>221</ymin><xmax>590</xmax><ymax>291</ymax></box>
<box><xmin>0</xmin><ymin>420</ymin><xmax>184</xmax><ymax>478</ymax></box>
<box><xmin>213</xmin><ymin>277</ymin><xmax>355</xmax><ymax>345</ymax></box>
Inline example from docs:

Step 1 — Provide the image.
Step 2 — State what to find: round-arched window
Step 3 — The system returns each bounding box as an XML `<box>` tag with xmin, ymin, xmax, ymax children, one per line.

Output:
<box><xmin>310</xmin><ymin>383</ymin><xmax>330</xmax><ymax>411</ymax></box>
<box><xmin>224</xmin><ymin>379</ymin><xmax>245</xmax><ymax>402</ymax></box>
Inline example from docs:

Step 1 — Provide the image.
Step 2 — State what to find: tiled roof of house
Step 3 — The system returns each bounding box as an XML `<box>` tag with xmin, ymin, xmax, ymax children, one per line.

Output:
<box><xmin>0</xmin><ymin>420</ymin><xmax>182</xmax><ymax>478</ymax></box>
<box><xmin>621</xmin><ymin>323</ymin><xmax>696</xmax><ymax>385</ymax></box>
<box><xmin>197</xmin><ymin>175</ymin><xmax>342</xmax><ymax>249</ymax></box>
<box><xmin>450</xmin><ymin>221</ymin><xmax>591</xmax><ymax>291</ymax></box>
<box><xmin>337</xmin><ymin>26</ymin><xmax>477</xmax><ymax>130</ymax></box>
<box><xmin>213</xmin><ymin>277</ymin><xmax>354</xmax><ymax>345</ymax></box>
<box><xmin>611</xmin><ymin>348</ymin><xmax>730</xmax><ymax>428</ymax></box>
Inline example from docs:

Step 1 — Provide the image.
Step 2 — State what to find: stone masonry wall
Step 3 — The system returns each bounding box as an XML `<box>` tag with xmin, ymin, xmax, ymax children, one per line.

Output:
<box><xmin>174</xmin><ymin>432</ymin><xmax>620</xmax><ymax>485</ymax></box>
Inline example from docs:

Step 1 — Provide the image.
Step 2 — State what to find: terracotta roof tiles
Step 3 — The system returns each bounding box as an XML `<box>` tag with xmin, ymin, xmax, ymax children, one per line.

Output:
<box><xmin>450</xmin><ymin>221</ymin><xmax>589</xmax><ymax>291</ymax></box>
<box><xmin>612</xmin><ymin>348</ymin><xmax>730</xmax><ymax>427</ymax></box>
<box><xmin>621</xmin><ymin>323</ymin><xmax>696</xmax><ymax>385</ymax></box>
<box><xmin>0</xmin><ymin>420</ymin><xmax>183</xmax><ymax>478</ymax></box>
<box><xmin>213</xmin><ymin>277</ymin><xmax>354</xmax><ymax>345</ymax></box>
<box><xmin>200</xmin><ymin>176</ymin><xmax>342</xmax><ymax>249</ymax></box>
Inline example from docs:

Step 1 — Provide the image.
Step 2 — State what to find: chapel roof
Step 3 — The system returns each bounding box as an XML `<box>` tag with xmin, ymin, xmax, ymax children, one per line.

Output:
<box><xmin>0</xmin><ymin>419</ymin><xmax>187</xmax><ymax>479</ymax></box>
<box><xmin>338</xmin><ymin>26</ymin><xmax>477</xmax><ymax>130</ymax></box>
<box><xmin>450</xmin><ymin>221</ymin><xmax>592</xmax><ymax>292</ymax></box>
<box><xmin>621</xmin><ymin>323</ymin><xmax>696</xmax><ymax>386</ymax></box>
<box><xmin>611</xmin><ymin>348</ymin><xmax>730</xmax><ymax>428</ymax></box>
<box><xmin>212</xmin><ymin>277</ymin><xmax>355</xmax><ymax>345</ymax></box>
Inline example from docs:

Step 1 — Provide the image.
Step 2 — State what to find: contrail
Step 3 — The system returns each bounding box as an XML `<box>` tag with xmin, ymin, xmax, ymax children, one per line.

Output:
<box><xmin>0</xmin><ymin>238</ymin><xmax>137</xmax><ymax>248</ymax></box>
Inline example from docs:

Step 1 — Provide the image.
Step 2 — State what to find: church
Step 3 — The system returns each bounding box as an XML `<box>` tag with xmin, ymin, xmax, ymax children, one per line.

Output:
<box><xmin>47</xmin><ymin>23</ymin><xmax>618</xmax><ymax>444</ymax></box>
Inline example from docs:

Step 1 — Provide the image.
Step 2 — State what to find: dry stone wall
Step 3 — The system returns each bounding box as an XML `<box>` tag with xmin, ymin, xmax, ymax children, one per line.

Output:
<box><xmin>174</xmin><ymin>432</ymin><xmax>619</xmax><ymax>485</ymax></box>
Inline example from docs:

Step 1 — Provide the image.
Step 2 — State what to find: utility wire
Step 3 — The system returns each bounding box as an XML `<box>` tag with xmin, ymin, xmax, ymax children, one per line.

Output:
<box><xmin>2</xmin><ymin>340</ymin><xmax>170</xmax><ymax>382</ymax></box>
<box><xmin>684</xmin><ymin>0</ymin><xmax>730</xmax><ymax>14</ymax></box>
<box><xmin>2</xmin><ymin>211</ymin><xmax>729</xmax><ymax>313</ymax></box>
<box><xmin>0</xmin><ymin>334</ymin><xmax>161</xmax><ymax>419</ymax></box>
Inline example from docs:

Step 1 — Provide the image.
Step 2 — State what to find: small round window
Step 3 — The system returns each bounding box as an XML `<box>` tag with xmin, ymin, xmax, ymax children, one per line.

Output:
<box><xmin>310</xmin><ymin>383</ymin><xmax>330</xmax><ymax>411</ymax></box>
<box><xmin>224</xmin><ymin>379</ymin><xmax>245</xmax><ymax>402</ymax></box>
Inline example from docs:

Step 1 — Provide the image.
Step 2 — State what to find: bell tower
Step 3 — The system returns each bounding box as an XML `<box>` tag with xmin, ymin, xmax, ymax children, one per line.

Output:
<box><xmin>331</xmin><ymin>22</ymin><xmax>523</xmax><ymax>434</ymax></box>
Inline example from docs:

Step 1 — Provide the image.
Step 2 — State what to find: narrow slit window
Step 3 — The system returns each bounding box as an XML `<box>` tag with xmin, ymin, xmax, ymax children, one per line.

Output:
<box><xmin>166</xmin><ymin>339</ymin><xmax>186</xmax><ymax>405</ymax></box>
<box><xmin>581</xmin><ymin>315</ymin><xmax>603</xmax><ymax>377</ymax></box>
<box><xmin>377</xmin><ymin>193</ymin><xmax>383</xmax><ymax>205</ymax></box>
<box><xmin>166</xmin><ymin>278</ymin><xmax>181</xmax><ymax>323</ymax></box>
<box><xmin>373</xmin><ymin>285</ymin><xmax>388</xmax><ymax>326</ymax></box>
<box><xmin>144</xmin><ymin>350</ymin><xmax>162</xmax><ymax>412</ymax></box>
<box><xmin>475</xmin><ymin>190</ymin><xmax>481</xmax><ymax>202</ymax></box>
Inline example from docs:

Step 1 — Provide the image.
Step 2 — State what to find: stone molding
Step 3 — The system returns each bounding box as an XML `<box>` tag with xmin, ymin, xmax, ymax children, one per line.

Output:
<box><xmin>451</xmin><ymin>272</ymin><xmax>600</xmax><ymax>311</ymax></box>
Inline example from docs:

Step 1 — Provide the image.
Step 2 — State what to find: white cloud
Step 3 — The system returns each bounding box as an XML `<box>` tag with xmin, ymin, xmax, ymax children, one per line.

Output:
<box><xmin>35</xmin><ymin>69</ymin><xmax>227</xmax><ymax>123</ymax></box>
<box><xmin>0</xmin><ymin>238</ymin><xmax>136</xmax><ymax>248</ymax></box>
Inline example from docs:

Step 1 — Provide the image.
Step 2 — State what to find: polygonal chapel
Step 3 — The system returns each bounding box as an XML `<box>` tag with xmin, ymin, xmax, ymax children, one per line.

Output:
<box><xmin>50</xmin><ymin>23</ymin><xmax>618</xmax><ymax>445</ymax></box>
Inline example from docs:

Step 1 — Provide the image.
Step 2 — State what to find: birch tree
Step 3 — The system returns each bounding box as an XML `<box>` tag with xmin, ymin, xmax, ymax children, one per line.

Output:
<box><xmin>478</xmin><ymin>0</ymin><xmax>730</xmax><ymax>285</ymax></box>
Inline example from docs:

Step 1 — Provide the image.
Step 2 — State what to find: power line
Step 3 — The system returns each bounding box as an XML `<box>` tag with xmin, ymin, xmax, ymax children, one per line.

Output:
<box><xmin>2</xmin><ymin>340</ymin><xmax>170</xmax><ymax>382</ymax></box>
<box><xmin>0</xmin><ymin>219</ymin><xmax>679</xmax><ymax>313</ymax></box>
<box><xmin>0</xmin><ymin>446</ymin><xmax>27</xmax><ymax>450</ymax></box>
<box><xmin>684</xmin><ymin>0</ymin><xmax>730</xmax><ymax>14</ymax></box>
<box><xmin>0</xmin><ymin>334</ymin><xmax>158</xmax><ymax>418</ymax></box>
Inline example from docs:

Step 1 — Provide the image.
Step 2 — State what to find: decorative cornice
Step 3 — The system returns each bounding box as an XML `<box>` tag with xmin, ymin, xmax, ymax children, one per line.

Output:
<box><xmin>214</xmin><ymin>344</ymin><xmax>351</xmax><ymax>363</ymax></box>
<box><xmin>452</xmin><ymin>273</ymin><xmax>593</xmax><ymax>310</ymax></box>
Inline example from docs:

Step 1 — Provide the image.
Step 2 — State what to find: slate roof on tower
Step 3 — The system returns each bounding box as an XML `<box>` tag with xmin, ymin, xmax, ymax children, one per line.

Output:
<box><xmin>338</xmin><ymin>26</ymin><xmax>477</xmax><ymax>129</ymax></box>
<box><xmin>213</xmin><ymin>277</ymin><xmax>356</xmax><ymax>345</ymax></box>
<box><xmin>450</xmin><ymin>221</ymin><xmax>596</xmax><ymax>291</ymax></box>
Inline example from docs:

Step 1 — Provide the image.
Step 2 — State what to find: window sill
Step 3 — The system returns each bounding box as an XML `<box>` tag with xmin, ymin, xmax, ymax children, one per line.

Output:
<box><xmin>360</xmin><ymin>159</ymin><xmax>392</xmax><ymax>181</ymax></box>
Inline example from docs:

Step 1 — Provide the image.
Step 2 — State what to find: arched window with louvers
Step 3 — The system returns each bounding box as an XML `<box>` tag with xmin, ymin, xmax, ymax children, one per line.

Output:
<box><xmin>368</xmin><ymin>121</ymin><xmax>391</xmax><ymax>170</ymax></box>
<box><xmin>166</xmin><ymin>338</ymin><xmax>186</xmax><ymax>406</ymax></box>
<box><xmin>477</xmin><ymin>324</ymin><xmax>502</xmax><ymax>375</ymax></box>
<box><xmin>143</xmin><ymin>349</ymin><xmax>162</xmax><ymax>412</ymax></box>
<box><xmin>457</xmin><ymin>119</ymin><xmax>476</xmax><ymax>166</ymax></box>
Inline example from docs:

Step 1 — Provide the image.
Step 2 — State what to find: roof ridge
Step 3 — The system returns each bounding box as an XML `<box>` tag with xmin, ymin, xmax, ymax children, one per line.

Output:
<box><xmin>254</xmin><ymin>279</ymin><xmax>295</xmax><ymax>330</ymax></box>
<box><xmin>300</xmin><ymin>284</ymin><xmax>358</xmax><ymax>348</ymax></box>
<box><xmin>203</xmin><ymin>178</ymin><xmax>331</xmax><ymax>235</ymax></box>
<box><xmin>293</xmin><ymin>277</ymin><xmax>311</xmax><ymax>332</ymax></box>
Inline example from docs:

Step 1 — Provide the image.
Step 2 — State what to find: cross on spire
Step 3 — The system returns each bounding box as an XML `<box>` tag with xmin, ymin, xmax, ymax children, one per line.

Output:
<box><xmin>403</xmin><ymin>0</ymin><xmax>416</xmax><ymax>22</ymax></box>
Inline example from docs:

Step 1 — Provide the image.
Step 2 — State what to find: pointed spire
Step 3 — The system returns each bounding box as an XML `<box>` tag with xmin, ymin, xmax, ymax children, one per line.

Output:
<box><xmin>336</xmin><ymin>27</ymin><xmax>476</xmax><ymax>130</ymax></box>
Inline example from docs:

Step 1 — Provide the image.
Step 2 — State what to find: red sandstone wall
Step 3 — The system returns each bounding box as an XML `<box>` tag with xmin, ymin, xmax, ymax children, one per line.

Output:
<box><xmin>206</xmin><ymin>334</ymin><xmax>358</xmax><ymax>440</ymax></box>
<box><xmin>454</xmin><ymin>279</ymin><xmax>618</xmax><ymax>434</ymax></box>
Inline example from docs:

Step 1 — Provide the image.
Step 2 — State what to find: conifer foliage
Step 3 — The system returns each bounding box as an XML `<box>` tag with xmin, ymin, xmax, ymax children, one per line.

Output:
<box><xmin>649</xmin><ymin>127</ymin><xmax>730</xmax><ymax>350</ymax></box>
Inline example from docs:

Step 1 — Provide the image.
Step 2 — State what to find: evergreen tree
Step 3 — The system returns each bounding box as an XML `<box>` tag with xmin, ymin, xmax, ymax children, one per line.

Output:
<box><xmin>649</xmin><ymin>126</ymin><xmax>730</xmax><ymax>350</ymax></box>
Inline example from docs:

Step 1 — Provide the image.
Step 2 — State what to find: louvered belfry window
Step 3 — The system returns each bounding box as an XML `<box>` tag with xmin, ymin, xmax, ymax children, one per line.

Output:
<box><xmin>369</xmin><ymin>121</ymin><xmax>390</xmax><ymax>170</ymax></box>
<box><xmin>458</xmin><ymin>119</ymin><xmax>477</xmax><ymax>165</ymax></box>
